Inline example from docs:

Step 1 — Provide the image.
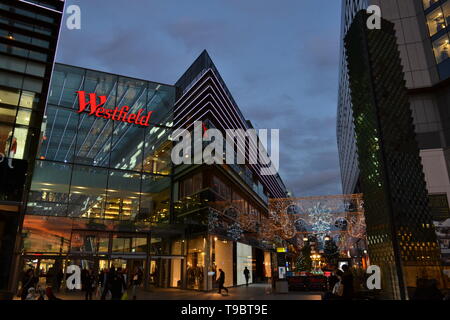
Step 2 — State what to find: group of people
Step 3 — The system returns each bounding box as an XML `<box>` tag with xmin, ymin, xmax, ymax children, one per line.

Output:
<box><xmin>325</xmin><ymin>264</ymin><xmax>354</xmax><ymax>300</ymax></box>
<box><xmin>20</xmin><ymin>266</ymin><xmax>144</xmax><ymax>300</ymax></box>
<box><xmin>94</xmin><ymin>267</ymin><xmax>144</xmax><ymax>300</ymax></box>
<box><xmin>19</xmin><ymin>268</ymin><xmax>61</xmax><ymax>300</ymax></box>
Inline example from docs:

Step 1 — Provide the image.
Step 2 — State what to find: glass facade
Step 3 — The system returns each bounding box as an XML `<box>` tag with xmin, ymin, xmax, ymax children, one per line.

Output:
<box><xmin>0</xmin><ymin>1</ymin><xmax>62</xmax><ymax>162</ymax></box>
<box><xmin>0</xmin><ymin>0</ymin><xmax>64</xmax><ymax>293</ymax></box>
<box><xmin>26</xmin><ymin>64</ymin><xmax>175</xmax><ymax>222</ymax></box>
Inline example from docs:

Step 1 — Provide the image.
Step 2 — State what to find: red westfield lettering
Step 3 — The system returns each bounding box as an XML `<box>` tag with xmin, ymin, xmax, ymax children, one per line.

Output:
<box><xmin>76</xmin><ymin>91</ymin><xmax>154</xmax><ymax>127</ymax></box>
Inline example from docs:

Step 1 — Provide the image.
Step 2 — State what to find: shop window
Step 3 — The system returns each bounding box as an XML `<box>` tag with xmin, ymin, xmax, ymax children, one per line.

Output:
<box><xmin>16</xmin><ymin>108</ymin><xmax>31</xmax><ymax>125</ymax></box>
<box><xmin>0</xmin><ymin>122</ymin><xmax>13</xmax><ymax>158</ymax></box>
<box><xmin>19</xmin><ymin>91</ymin><xmax>38</xmax><ymax>109</ymax></box>
<box><xmin>212</xmin><ymin>238</ymin><xmax>233</xmax><ymax>287</ymax></box>
<box><xmin>187</xmin><ymin>237</ymin><xmax>205</xmax><ymax>290</ymax></box>
<box><xmin>236</xmin><ymin>242</ymin><xmax>252</xmax><ymax>286</ymax></box>
<box><xmin>11</xmin><ymin>126</ymin><xmax>29</xmax><ymax>159</ymax></box>
<box><xmin>427</xmin><ymin>7</ymin><xmax>446</xmax><ymax>36</ymax></box>
<box><xmin>0</xmin><ymin>87</ymin><xmax>20</xmax><ymax>106</ymax></box>
<box><xmin>433</xmin><ymin>33</ymin><xmax>450</xmax><ymax>63</ymax></box>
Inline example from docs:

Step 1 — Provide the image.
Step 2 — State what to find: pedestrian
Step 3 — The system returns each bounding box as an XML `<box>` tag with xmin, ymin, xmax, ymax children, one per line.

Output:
<box><xmin>217</xmin><ymin>269</ymin><xmax>228</xmax><ymax>295</ymax></box>
<box><xmin>25</xmin><ymin>287</ymin><xmax>37</xmax><ymax>300</ymax></box>
<box><xmin>243</xmin><ymin>267</ymin><xmax>250</xmax><ymax>286</ymax></box>
<box><xmin>20</xmin><ymin>268</ymin><xmax>37</xmax><ymax>300</ymax></box>
<box><xmin>100</xmin><ymin>267</ymin><xmax>114</xmax><ymax>300</ymax></box>
<box><xmin>341</xmin><ymin>264</ymin><xmax>354</xmax><ymax>300</ymax></box>
<box><xmin>84</xmin><ymin>269</ymin><xmax>96</xmax><ymax>300</ymax></box>
<box><xmin>132</xmin><ymin>267</ymin><xmax>143</xmax><ymax>300</ymax></box>
<box><xmin>110</xmin><ymin>267</ymin><xmax>126</xmax><ymax>300</ymax></box>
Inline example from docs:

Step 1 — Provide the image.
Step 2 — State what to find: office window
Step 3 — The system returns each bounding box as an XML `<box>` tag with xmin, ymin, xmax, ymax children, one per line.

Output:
<box><xmin>432</xmin><ymin>33</ymin><xmax>450</xmax><ymax>63</ymax></box>
<box><xmin>427</xmin><ymin>7</ymin><xmax>446</xmax><ymax>36</ymax></box>
<box><xmin>423</xmin><ymin>0</ymin><xmax>440</xmax><ymax>10</ymax></box>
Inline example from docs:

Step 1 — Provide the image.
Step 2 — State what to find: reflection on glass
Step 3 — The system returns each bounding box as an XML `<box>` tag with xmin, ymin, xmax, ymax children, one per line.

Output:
<box><xmin>142</xmin><ymin>127</ymin><xmax>172</xmax><ymax>174</ymax></box>
<box><xmin>22</xmin><ymin>215</ymin><xmax>72</xmax><ymax>253</ymax></box>
<box><xmin>69</xmin><ymin>165</ymin><xmax>108</xmax><ymax>218</ymax></box>
<box><xmin>139</xmin><ymin>175</ymin><xmax>170</xmax><ymax>223</ymax></box>
<box><xmin>27</xmin><ymin>161</ymin><xmax>71</xmax><ymax>216</ymax></box>
<box><xmin>105</xmin><ymin>170</ymin><xmax>141</xmax><ymax>220</ymax></box>
<box><xmin>112</xmin><ymin>236</ymin><xmax>131</xmax><ymax>252</ymax></box>
<box><xmin>39</xmin><ymin>105</ymin><xmax>78</xmax><ymax>162</ymax></box>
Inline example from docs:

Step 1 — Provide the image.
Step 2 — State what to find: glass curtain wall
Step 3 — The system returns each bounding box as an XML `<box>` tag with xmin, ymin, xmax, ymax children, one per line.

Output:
<box><xmin>26</xmin><ymin>64</ymin><xmax>175</xmax><ymax>223</ymax></box>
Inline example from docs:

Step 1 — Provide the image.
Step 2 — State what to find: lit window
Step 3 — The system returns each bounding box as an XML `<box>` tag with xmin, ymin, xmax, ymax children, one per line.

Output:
<box><xmin>426</xmin><ymin>7</ymin><xmax>446</xmax><ymax>36</ymax></box>
<box><xmin>432</xmin><ymin>34</ymin><xmax>450</xmax><ymax>63</ymax></box>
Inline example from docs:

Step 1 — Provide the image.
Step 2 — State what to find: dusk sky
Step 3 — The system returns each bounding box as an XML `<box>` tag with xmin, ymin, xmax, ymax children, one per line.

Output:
<box><xmin>57</xmin><ymin>0</ymin><xmax>343</xmax><ymax>197</ymax></box>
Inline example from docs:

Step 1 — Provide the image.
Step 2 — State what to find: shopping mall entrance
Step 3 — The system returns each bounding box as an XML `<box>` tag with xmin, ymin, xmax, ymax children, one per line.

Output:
<box><xmin>17</xmin><ymin>225</ymin><xmax>187</xmax><ymax>292</ymax></box>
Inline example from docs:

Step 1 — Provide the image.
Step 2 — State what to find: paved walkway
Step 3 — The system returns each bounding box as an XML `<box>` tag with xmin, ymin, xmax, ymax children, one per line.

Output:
<box><xmin>44</xmin><ymin>284</ymin><xmax>323</xmax><ymax>300</ymax></box>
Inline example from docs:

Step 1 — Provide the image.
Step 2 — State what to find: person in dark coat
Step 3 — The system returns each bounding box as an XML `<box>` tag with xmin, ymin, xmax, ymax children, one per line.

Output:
<box><xmin>110</xmin><ymin>267</ymin><xmax>126</xmax><ymax>300</ymax></box>
<box><xmin>341</xmin><ymin>264</ymin><xmax>354</xmax><ymax>300</ymax></box>
<box><xmin>84</xmin><ymin>269</ymin><xmax>96</xmax><ymax>300</ymax></box>
<box><xmin>243</xmin><ymin>267</ymin><xmax>250</xmax><ymax>286</ymax></box>
<box><xmin>217</xmin><ymin>269</ymin><xmax>228</xmax><ymax>295</ymax></box>
<box><xmin>20</xmin><ymin>269</ymin><xmax>37</xmax><ymax>300</ymax></box>
<box><xmin>100</xmin><ymin>267</ymin><xmax>114</xmax><ymax>300</ymax></box>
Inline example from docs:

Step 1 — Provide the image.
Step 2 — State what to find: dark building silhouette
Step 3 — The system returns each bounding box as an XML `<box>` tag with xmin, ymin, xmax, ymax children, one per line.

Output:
<box><xmin>344</xmin><ymin>10</ymin><xmax>444</xmax><ymax>299</ymax></box>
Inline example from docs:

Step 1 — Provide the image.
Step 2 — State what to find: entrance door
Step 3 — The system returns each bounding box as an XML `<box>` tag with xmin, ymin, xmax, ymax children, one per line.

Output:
<box><xmin>150</xmin><ymin>257</ymin><xmax>183</xmax><ymax>289</ymax></box>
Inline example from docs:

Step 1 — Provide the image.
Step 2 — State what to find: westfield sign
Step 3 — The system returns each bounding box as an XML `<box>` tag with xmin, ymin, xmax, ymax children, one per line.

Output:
<box><xmin>76</xmin><ymin>91</ymin><xmax>154</xmax><ymax>127</ymax></box>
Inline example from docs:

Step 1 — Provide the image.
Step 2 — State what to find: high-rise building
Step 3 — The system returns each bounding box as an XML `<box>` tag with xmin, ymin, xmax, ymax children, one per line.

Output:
<box><xmin>345</xmin><ymin>10</ymin><xmax>443</xmax><ymax>300</ymax></box>
<box><xmin>337</xmin><ymin>0</ymin><xmax>450</xmax><ymax>292</ymax></box>
<box><xmin>0</xmin><ymin>0</ymin><xmax>65</xmax><ymax>297</ymax></box>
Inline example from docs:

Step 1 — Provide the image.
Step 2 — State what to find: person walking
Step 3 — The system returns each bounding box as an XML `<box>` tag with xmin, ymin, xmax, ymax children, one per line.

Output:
<box><xmin>84</xmin><ymin>269</ymin><xmax>96</xmax><ymax>300</ymax></box>
<box><xmin>131</xmin><ymin>267</ymin><xmax>143</xmax><ymax>300</ymax></box>
<box><xmin>217</xmin><ymin>269</ymin><xmax>228</xmax><ymax>295</ymax></box>
<box><xmin>110</xmin><ymin>267</ymin><xmax>126</xmax><ymax>300</ymax></box>
<box><xmin>100</xmin><ymin>267</ymin><xmax>114</xmax><ymax>300</ymax></box>
<box><xmin>20</xmin><ymin>269</ymin><xmax>37</xmax><ymax>300</ymax></box>
<box><xmin>243</xmin><ymin>267</ymin><xmax>250</xmax><ymax>286</ymax></box>
<box><xmin>341</xmin><ymin>264</ymin><xmax>354</xmax><ymax>300</ymax></box>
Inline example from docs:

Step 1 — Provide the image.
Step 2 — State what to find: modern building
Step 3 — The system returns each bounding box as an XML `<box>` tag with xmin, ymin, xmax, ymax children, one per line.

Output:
<box><xmin>12</xmin><ymin>50</ymin><xmax>287</xmax><ymax>294</ymax></box>
<box><xmin>0</xmin><ymin>0</ymin><xmax>65</xmax><ymax>296</ymax></box>
<box><xmin>345</xmin><ymin>10</ymin><xmax>443</xmax><ymax>299</ymax></box>
<box><xmin>337</xmin><ymin>0</ymin><xmax>450</xmax><ymax>294</ymax></box>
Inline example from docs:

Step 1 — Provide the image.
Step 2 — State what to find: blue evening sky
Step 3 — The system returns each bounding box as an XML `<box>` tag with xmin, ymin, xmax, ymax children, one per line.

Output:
<box><xmin>57</xmin><ymin>0</ymin><xmax>343</xmax><ymax>197</ymax></box>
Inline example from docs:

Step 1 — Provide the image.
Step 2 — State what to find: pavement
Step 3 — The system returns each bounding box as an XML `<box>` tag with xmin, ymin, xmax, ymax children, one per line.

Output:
<box><xmin>35</xmin><ymin>284</ymin><xmax>323</xmax><ymax>300</ymax></box>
